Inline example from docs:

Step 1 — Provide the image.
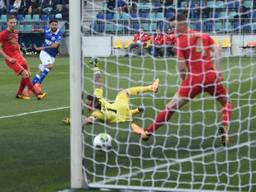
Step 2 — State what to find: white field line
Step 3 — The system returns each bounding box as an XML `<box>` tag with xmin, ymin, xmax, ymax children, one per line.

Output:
<box><xmin>0</xmin><ymin>106</ymin><xmax>70</xmax><ymax>119</ymax></box>
<box><xmin>92</xmin><ymin>140</ymin><xmax>256</xmax><ymax>185</ymax></box>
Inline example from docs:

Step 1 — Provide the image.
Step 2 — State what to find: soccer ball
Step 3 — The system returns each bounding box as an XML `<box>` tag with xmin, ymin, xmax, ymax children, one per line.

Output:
<box><xmin>93</xmin><ymin>133</ymin><xmax>112</xmax><ymax>149</ymax></box>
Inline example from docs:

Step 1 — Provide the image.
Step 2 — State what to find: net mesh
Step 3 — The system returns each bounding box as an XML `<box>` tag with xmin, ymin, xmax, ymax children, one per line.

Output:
<box><xmin>81</xmin><ymin>0</ymin><xmax>256</xmax><ymax>191</ymax></box>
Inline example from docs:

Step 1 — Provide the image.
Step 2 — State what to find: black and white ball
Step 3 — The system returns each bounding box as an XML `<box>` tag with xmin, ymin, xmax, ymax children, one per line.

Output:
<box><xmin>93</xmin><ymin>133</ymin><xmax>112</xmax><ymax>149</ymax></box>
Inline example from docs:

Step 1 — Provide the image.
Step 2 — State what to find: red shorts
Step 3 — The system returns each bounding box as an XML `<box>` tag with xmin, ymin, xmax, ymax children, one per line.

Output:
<box><xmin>177</xmin><ymin>71</ymin><xmax>227</xmax><ymax>99</ymax></box>
<box><xmin>5</xmin><ymin>55</ymin><xmax>28</xmax><ymax>75</ymax></box>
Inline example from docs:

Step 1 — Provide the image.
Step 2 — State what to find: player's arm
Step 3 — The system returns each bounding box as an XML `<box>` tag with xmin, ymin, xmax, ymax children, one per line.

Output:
<box><xmin>0</xmin><ymin>42</ymin><xmax>16</xmax><ymax>63</ymax></box>
<box><xmin>34</xmin><ymin>42</ymin><xmax>60</xmax><ymax>51</ymax></box>
<box><xmin>177</xmin><ymin>56</ymin><xmax>186</xmax><ymax>80</ymax></box>
<box><xmin>210</xmin><ymin>40</ymin><xmax>223</xmax><ymax>81</ymax></box>
<box><xmin>83</xmin><ymin>116</ymin><xmax>96</xmax><ymax>125</ymax></box>
<box><xmin>94</xmin><ymin>68</ymin><xmax>103</xmax><ymax>89</ymax></box>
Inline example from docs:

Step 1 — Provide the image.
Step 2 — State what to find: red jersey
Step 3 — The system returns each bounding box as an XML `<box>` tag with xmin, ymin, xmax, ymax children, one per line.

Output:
<box><xmin>133</xmin><ymin>32</ymin><xmax>150</xmax><ymax>43</ymax></box>
<box><xmin>165</xmin><ymin>33</ymin><xmax>176</xmax><ymax>45</ymax></box>
<box><xmin>176</xmin><ymin>30</ymin><xmax>215</xmax><ymax>74</ymax></box>
<box><xmin>0</xmin><ymin>29</ymin><xmax>21</xmax><ymax>57</ymax></box>
<box><xmin>152</xmin><ymin>33</ymin><xmax>164</xmax><ymax>45</ymax></box>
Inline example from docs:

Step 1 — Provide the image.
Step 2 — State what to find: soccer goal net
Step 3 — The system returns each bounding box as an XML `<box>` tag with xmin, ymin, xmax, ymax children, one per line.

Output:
<box><xmin>70</xmin><ymin>0</ymin><xmax>256</xmax><ymax>191</ymax></box>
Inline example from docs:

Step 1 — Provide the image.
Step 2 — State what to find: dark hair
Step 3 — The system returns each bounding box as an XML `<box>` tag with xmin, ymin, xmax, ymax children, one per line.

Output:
<box><xmin>169</xmin><ymin>12</ymin><xmax>187</xmax><ymax>22</ymax></box>
<box><xmin>86</xmin><ymin>95</ymin><xmax>101</xmax><ymax>110</ymax></box>
<box><xmin>49</xmin><ymin>19</ymin><xmax>58</xmax><ymax>24</ymax></box>
<box><xmin>7</xmin><ymin>15</ymin><xmax>16</xmax><ymax>21</ymax></box>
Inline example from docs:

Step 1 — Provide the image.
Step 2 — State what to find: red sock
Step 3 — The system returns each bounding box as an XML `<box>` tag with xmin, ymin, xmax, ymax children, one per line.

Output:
<box><xmin>221</xmin><ymin>101</ymin><xmax>233</xmax><ymax>127</ymax></box>
<box><xmin>146</xmin><ymin>108</ymin><xmax>175</xmax><ymax>133</ymax></box>
<box><xmin>24</xmin><ymin>78</ymin><xmax>39</xmax><ymax>96</ymax></box>
<box><xmin>17</xmin><ymin>78</ymin><xmax>26</xmax><ymax>95</ymax></box>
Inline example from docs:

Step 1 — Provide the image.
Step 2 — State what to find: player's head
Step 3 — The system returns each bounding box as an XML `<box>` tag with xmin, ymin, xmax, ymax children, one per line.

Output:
<box><xmin>86</xmin><ymin>95</ymin><xmax>101</xmax><ymax>112</ymax></box>
<box><xmin>7</xmin><ymin>15</ymin><xmax>17</xmax><ymax>31</ymax></box>
<box><xmin>49</xmin><ymin>19</ymin><xmax>58</xmax><ymax>32</ymax></box>
<box><xmin>156</xmin><ymin>28</ymin><xmax>161</xmax><ymax>34</ymax></box>
<box><xmin>170</xmin><ymin>12</ymin><xmax>188</xmax><ymax>34</ymax></box>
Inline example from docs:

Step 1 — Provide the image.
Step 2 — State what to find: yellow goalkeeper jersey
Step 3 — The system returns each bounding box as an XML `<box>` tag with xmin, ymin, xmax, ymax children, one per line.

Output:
<box><xmin>91</xmin><ymin>88</ymin><xmax>132</xmax><ymax>123</ymax></box>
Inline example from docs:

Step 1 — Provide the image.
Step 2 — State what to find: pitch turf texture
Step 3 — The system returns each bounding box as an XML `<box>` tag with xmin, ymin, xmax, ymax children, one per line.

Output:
<box><xmin>0</xmin><ymin>56</ymin><xmax>255</xmax><ymax>191</ymax></box>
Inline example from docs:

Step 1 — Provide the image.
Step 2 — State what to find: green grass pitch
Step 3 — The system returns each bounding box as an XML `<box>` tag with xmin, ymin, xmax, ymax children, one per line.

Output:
<box><xmin>0</xmin><ymin>56</ymin><xmax>255</xmax><ymax>191</ymax></box>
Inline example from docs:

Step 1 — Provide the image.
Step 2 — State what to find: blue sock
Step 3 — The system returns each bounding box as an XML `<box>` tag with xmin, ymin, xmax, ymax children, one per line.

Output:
<box><xmin>38</xmin><ymin>68</ymin><xmax>50</xmax><ymax>84</ymax></box>
<box><xmin>32</xmin><ymin>74</ymin><xmax>41</xmax><ymax>85</ymax></box>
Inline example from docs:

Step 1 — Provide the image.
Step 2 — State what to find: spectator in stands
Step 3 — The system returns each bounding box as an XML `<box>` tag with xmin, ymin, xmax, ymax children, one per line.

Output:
<box><xmin>26</xmin><ymin>0</ymin><xmax>41</xmax><ymax>15</ymax></box>
<box><xmin>9</xmin><ymin>0</ymin><xmax>23</xmax><ymax>13</ymax></box>
<box><xmin>235</xmin><ymin>0</ymin><xmax>249</xmax><ymax>25</ymax></box>
<box><xmin>116</xmin><ymin>0</ymin><xmax>128</xmax><ymax>13</ymax></box>
<box><xmin>128</xmin><ymin>27</ymin><xmax>150</xmax><ymax>55</ymax></box>
<box><xmin>127</xmin><ymin>0</ymin><xmax>137</xmax><ymax>14</ymax></box>
<box><xmin>41</xmin><ymin>0</ymin><xmax>56</xmax><ymax>15</ymax></box>
<box><xmin>0</xmin><ymin>0</ymin><xmax>7</xmax><ymax>15</ymax></box>
<box><xmin>164</xmin><ymin>27</ymin><xmax>175</xmax><ymax>57</ymax></box>
<box><xmin>107</xmin><ymin>0</ymin><xmax>115</xmax><ymax>14</ymax></box>
<box><xmin>150</xmin><ymin>28</ymin><xmax>164</xmax><ymax>57</ymax></box>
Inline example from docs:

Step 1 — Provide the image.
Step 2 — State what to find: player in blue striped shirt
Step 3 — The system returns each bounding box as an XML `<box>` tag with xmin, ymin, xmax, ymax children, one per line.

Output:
<box><xmin>25</xmin><ymin>19</ymin><xmax>63</xmax><ymax>95</ymax></box>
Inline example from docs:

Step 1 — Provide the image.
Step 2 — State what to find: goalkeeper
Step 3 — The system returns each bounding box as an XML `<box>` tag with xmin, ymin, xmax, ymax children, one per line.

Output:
<box><xmin>64</xmin><ymin>58</ymin><xmax>159</xmax><ymax>125</ymax></box>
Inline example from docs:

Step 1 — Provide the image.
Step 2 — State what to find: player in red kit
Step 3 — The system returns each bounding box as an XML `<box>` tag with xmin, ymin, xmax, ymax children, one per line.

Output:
<box><xmin>131</xmin><ymin>13</ymin><xmax>233</xmax><ymax>146</ymax></box>
<box><xmin>151</xmin><ymin>28</ymin><xmax>164</xmax><ymax>57</ymax></box>
<box><xmin>0</xmin><ymin>15</ymin><xmax>46</xmax><ymax>100</ymax></box>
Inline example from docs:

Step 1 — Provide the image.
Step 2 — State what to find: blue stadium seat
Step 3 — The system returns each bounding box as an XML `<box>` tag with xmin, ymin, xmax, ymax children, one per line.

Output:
<box><xmin>139</xmin><ymin>12</ymin><xmax>148</xmax><ymax>18</ymax></box>
<box><xmin>25</xmin><ymin>15</ymin><xmax>32</xmax><ymax>22</ymax></box>
<box><xmin>106</xmin><ymin>13</ymin><xmax>113</xmax><ymax>20</ymax></box>
<box><xmin>41</xmin><ymin>15</ymin><xmax>48</xmax><ymax>21</ymax></box>
<box><xmin>142</xmin><ymin>23</ymin><xmax>149</xmax><ymax>31</ymax></box>
<box><xmin>149</xmin><ymin>23</ymin><xmax>157</xmax><ymax>31</ymax></box>
<box><xmin>105</xmin><ymin>23</ymin><xmax>114</xmax><ymax>32</ymax></box>
<box><xmin>0</xmin><ymin>15</ymin><xmax>7</xmax><ymax>22</ymax></box>
<box><xmin>120</xmin><ymin>13</ymin><xmax>130</xmax><ymax>20</ymax></box>
<box><xmin>24</xmin><ymin>24</ymin><xmax>33</xmax><ymax>32</ymax></box>
<box><xmin>96</xmin><ymin>12</ymin><xmax>104</xmax><ymax>19</ymax></box>
<box><xmin>16</xmin><ymin>14</ymin><xmax>24</xmax><ymax>21</ymax></box>
<box><xmin>32</xmin><ymin>14</ymin><xmax>40</xmax><ymax>22</ymax></box>
<box><xmin>17</xmin><ymin>24</ymin><xmax>24</xmax><ymax>32</ymax></box>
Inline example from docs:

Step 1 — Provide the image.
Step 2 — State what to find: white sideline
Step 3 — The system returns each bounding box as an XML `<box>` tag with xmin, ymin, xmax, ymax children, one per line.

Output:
<box><xmin>92</xmin><ymin>140</ymin><xmax>256</xmax><ymax>186</ymax></box>
<box><xmin>0</xmin><ymin>106</ymin><xmax>70</xmax><ymax>119</ymax></box>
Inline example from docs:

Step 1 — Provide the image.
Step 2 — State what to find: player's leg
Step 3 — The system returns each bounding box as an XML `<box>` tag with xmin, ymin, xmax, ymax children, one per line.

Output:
<box><xmin>131</xmin><ymin>79</ymin><xmax>201</xmax><ymax>140</ymax></box>
<box><xmin>131</xmin><ymin>94</ymin><xmax>189</xmax><ymax>140</ymax></box>
<box><xmin>31</xmin><ymin>51</ymin><xmax>55</xmax><ymax>88</ymax></box>
<box><xmin>205</xmin><ymin>81</ymin><xmax>232</xmax><ymax>146</ymax></box>
<box><xmin>125</xmin><ymin>78</ymin><xmax>160</xmax><ymax>96</ymax></box>
<box><xmin>20</xmin><ymin>69</ymin><xmax>47</xmax><ymax>100</ymax></box>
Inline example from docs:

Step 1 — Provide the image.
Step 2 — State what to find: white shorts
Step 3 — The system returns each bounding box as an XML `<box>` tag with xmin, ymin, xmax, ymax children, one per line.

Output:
<box><xmin>38</xmin><ymin>50</ymin><xmax>55</xmax><ymax>71</ymax></box>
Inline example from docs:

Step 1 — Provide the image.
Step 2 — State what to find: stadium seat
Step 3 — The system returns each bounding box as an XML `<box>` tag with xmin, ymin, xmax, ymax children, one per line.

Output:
<box><xmin>106</xmin><ymin>13</ymin><xmax>113</xmax><ymax>20</ymax></box>
<box><xmin>113</xmin><ymin>38</ymin><xmax>123</xmax><ymax>49</ymax></box>
<box><xmin>142</xmin><ymin>23</ymin><xmax>149</xmax><ymax>31</ymax></box>
<box><xmin>0</xmin><ymin>15</ymin><xmax>7</xmax><ymax>22</ymax></box>
<box><xmin>123</xmin><ymin>39</ymin><xmax>133</xmax><ymax>49</ymax></box>
<box><xmin>41</xmin><ymin>14</ymin><xmax>48</xmax><ymax>21</ymax></box>
<box><xmin>115</xmin><ymin>24</ymin><xmax>124</xmax><ymax>33</ymax></box>
<box><xmin>113</xmin><ymin>13</ymin><xmax>121</xmax><ymax>20</ymax></box>
<box><xmin>16</xmin><ymin>14</ymin><xmax>24</xmax><ymax>21</ymax></box>
<box><xmin>213</xmin><ymin>37</ymin><xmax>221</xmax><ymax>47</ymax></box>
<box><xmin>105</xmin><ymin>23</ymin><xmax>114</xmax><ymax>32</ymax></box>
<box><xmin>149</xmin><ymin>23</ymin><xmax>157</xmax><ymax>31</ymax></box>
<box><xmin>155</xmin><ymin>13</ymin><xmax>164</xmax><ymax>20</ymax></box>
<box><xmin>25</xmin><ymin>15</ymin><xmax>32</xmax><ymax>22</ymax></box>
<box><xmin>32</xmin><ymin>14</ymin><xmax>40</xmax><ymax>22</ymax></box>
<box><xmin>222</xmin><ymin>38</ymin><xmax>231</xmax><ymax>48</ymax></box>
<box><xmin>214</xmin><ymin>22</ymin><xmax>223</xmax><ymax>32</ymax></box>
<box><xmin>224</xmin><ymin>22</ymin><xmax>233</xmax><ymax>32</ymax></box>
<box><xmin>244</xmin><ymin>0</ymin><xmax>253</xmax><ymax>8</ymax></box>
<box><xmin>120</xmin><ymin>13</ymin><xmax>129</xmax><ymax>20</ymax></box>
<box><xmin>17</xmin><ymin>24</ymin><xmax>24</xmax><ymax>32</ymax></box>
<box><xmin>24</xmin><ymin>24</ymin><xmax>32</xmax><ymax>32</ymax></box>
<box><xmin>228</xmin><ymin>11</ymin><xmax>237</xmax><ymax>18</ymax></box>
